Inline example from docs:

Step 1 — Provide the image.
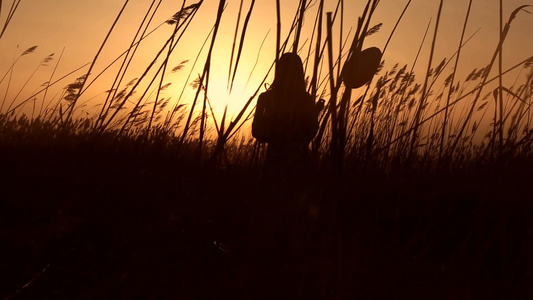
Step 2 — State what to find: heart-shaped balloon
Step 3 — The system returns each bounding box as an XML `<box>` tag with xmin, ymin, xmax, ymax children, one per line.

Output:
<box><xmin>341</xmin><ymin>47</ymin><xmax>382</xmax><ymax>89</ymax></box>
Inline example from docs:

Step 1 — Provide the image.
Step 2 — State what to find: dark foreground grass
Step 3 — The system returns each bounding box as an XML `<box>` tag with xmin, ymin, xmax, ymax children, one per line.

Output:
<box><xmin>1</xmin><ymin>119</ymin><xmax>532</xmax><ymax>299</ymax></box>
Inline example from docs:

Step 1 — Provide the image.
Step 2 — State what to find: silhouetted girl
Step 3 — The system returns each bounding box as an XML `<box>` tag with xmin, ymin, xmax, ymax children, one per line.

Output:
<box><xmin>252</xmin><ymin>53</ymin><xmax>321</xmax><ymax>175</ymax></box>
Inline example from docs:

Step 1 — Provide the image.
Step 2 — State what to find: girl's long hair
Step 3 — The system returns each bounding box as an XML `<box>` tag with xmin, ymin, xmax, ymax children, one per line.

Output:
<box><xmin>271</xmin><ymin>53</ymin><xmax>307</xmax><ymax>95</ymax></box>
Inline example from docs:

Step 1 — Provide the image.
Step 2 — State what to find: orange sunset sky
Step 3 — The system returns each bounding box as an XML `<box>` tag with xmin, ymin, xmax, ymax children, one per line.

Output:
<box><xmin>0</xmin><ymin>0</ymin><xmax>532</xmax><ymax>137</ymax></box>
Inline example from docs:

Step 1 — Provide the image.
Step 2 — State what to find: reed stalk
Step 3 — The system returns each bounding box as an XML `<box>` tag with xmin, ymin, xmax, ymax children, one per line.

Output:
<box><xmin>227</xmin><ymin>0</ymin><xmax>244</xmax><ymax>89</ymax></box>
<box><xmin>105</xmin><ymin>2</ymin><xmax>202</xmax><ymax>133</ymax></box>
<box><xmin>6</xmin><ymin>53</ymin><xmax>54</xmax><ymax>112</ymax></box>
<box><xmin>275</xmin><ymin>0</ymin><xmax>281</xmax><ymax>68</ymax></box>
<box><xmin>40</xmin><ymin>48</ymin><xmax>64</xmax><ymax>116</ymax></box>
<box><xmin>293</xmin><ymin>0</ymin><xmax>307</xmax><ymax>53</ymax></box>
<box><xmin>314</xmin><ymin>0</ymin><xmax>372</xmax><ymax>156</ymax></box>
<box><xmin>337</xmin><ymin>0</ymin><xmax>343</xmax><ymax>80</ymax></box>
<box><xmin>0</xmin><ymin>51</ymin><xmax>14</xmax><ymax>113</ymax></box>
<box><xmin>165</xmin><ymin>25</ymin><xmax>213</xmax><ymax>130</ymax></box>
<box><xmin>344</xmin><ymin>0</ymin><xmax>378</xmax><ymax>138</ymax></box>
<box><xmin>409</xmin><ymin>0</ymin><xmax>443</xmax><ymax>158</ymax></box>
<box><xmin>146</xmin><ymin>32</ymin><xmax>174</xmax><ymax>139</ymax></box>
<box><xmin>66</xmin><ymin>0</ymin><xmax>130</xmax><ymax>122</ymax></box>
<box><xmin>497</xmin><ymin>0</ymin><xmax>504</xmax><ymax>154</ymax></box>
<box><xmin>0</xmin><ymin>0</ymin><xmax>20</xmax><ymax>40</ymax></box>
<box><xmin>348</xmin><ymin>0</ymin><xmax>411</xmax><ymax>151</ymax></box>
<box><xmin>381</xmin><ymin>56</ymin><xmax>533</xmax><ymax>153</ymax></box>
<box><xmin>310</xmin><ymin>0</ymin><xmax>324</xmax><ymax>101</ymax></box>
<box><xmin>6</xmin><ymin>62</ymin><xmax>89</xmax><ymax>116</ymax></box>
<box><xmin>340</xmin><ymin>0</ymin><xmax>379</xmax><ymax>162</ymax></box>
<box><xmin>439</xmin><ymin>0</ymin><xmax>472</xmax><ymax>160</ymax></box>
<box><xmin>83</xmin><ymin>1</ymin><xmax>178</xmax><ymax>104</ymax></box>
<box><xmin>180</xmin><ymin>0</ymin><xmax>224</xmax><ymax>149</ymax></box>
<box><xmin>228</xmin><ymin>0</ymin><xmax>255</xmax><ymax>93</ymax></box>
<box><xmin>450</xmin><ymin>5</ymin><xmax>532</xmax><ymax>154</ymax></box>
<box><xmin>325</xmin><ymin>12</ymin><xmax>340</xmax><ymax>168</ymax></box>
<box><xmin>96</xmin><ymin>0</ymin><xmax>161</xmax><ymax>130</ymax></box>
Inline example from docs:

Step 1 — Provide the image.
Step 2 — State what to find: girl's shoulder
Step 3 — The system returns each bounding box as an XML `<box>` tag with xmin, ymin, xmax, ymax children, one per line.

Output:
<box><xmin>258</xmin><ymin>90</ymin><xmax>275</xmax><ymax>102</ymax></box>
<box><xmin>300</xmin><ymin>91</ymin><xmax>314</xmax><ymax>105</ymax></box>
<box><xmin>260</xmin><ymin>89</ymin><xmax>312</xmax><ymax>105</ymax></box>
<box><xmin>260</xmin><ymin>89</ymin><xmax>275</xmax><ymax>97</ymax></box>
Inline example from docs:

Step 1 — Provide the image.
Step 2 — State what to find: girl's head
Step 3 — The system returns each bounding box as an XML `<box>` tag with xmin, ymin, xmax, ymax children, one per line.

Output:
<box><xmin>272</xmin><ymin>52</ymin><xmax>306</xmax><ymax>92</ymax></box>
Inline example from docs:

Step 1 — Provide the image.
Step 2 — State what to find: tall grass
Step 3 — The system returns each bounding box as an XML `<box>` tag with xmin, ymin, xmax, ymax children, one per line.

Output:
<box><xmin>1</xmin><ymin>1</ymin><xmax>533</xmax><ymax>171</ymax></box>
<box><xmin>0</xmin><ymin>0</ymin><xmax>21</xmax><ymax>40</ymax></box>
<box><xmin>65</xmin><ymin>0</ymin><xmax>131</xmax><ymax>122</ymax></box>
<box><xmin>409</xmin><ymin>0</ymin><xmax>443</xmax><ymax>159</ymax></box>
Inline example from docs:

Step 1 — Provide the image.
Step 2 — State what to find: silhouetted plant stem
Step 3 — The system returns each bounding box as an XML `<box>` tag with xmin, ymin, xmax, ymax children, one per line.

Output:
<box><xmin>66</xmin><ymin>0</ymin><xmax>130</xmax><ymax>122</ymax></box>
<box><xmin>106</xmin><ymin>2</ymin><xmax>202</xmax><ymax>133</ymax></box>
<box><xmin>314</xmin><ymin>0</ymin><xmax>372</xmax><ymax>157</ymax></box>
<box><xmin>343</xmin><ymin>0</ymin><xmax>378</xmax><ymax>136</ymax></box>
<box><xmin>141</xmin><ymin>2</ymin><xmax>191</xmax><ymax>135</ymax></box>
<box><xmin>383</xmin><ymin>0</ymin><xmax>411</xmax><ymax>53</ymax></box>
<box><xmin>409</xmin><ymin>0</ymin><xmax>443</xmax><ymax>159</ymax></box>
<box><xmin>0</xmin><ymin>45</ymin><xmax>34</xmax><ymax>114</ymax></box>
<box><xmin>209</xmin><ymin>68</ymin><xmax>272</xmax><ymax>161</ymax></box>
<box><xmin>227</xmin><ymin>0</ymin><xmax>244</xmax><ymax>89</ymax></box>
<box><xmin>146</xmin><ymin>34</ymin><xmax>173</xmax><ymax>140</ymax></box>
<box><xmin>346</xmin><ymin>0</ymin><xmax>371</xmax><ymax>63</ymax></box>
<box><xmin>312</xmin><ymin>0</ymin><xmax>344</xmax><ymax>88</ymax></box>
<box><xmin>381</xmin><ymin>56</ymin><xmax>533</xmax><ymax>153</ymax></box>
<box><xmin>497</xmin><ymin>0</ymin><xmax>504</xmax><ymax>154</ymax></box>
<box><xmin>165</xmin><ymin>25</ymin><xmax>214</xmax><ymax>130</ymax></box>
<box><xmin>0</xmin><ymin>0</ymin><xmax>20</xmax><ymax>40</ymax></box>
<box><xmin>492</xmin><ymin>85</ymin><xmax>530</xmax><ymax>144</ymax></box>
<box><xmin>120</xmin><ymin>63</ymin><xmax>165</xmax><ymax>133</ymax></box>
<box><xmin>96</xmin><ymin>0</ymin><xmax>161</xmax><ymax>130</ymax></box>
<box><xmin>383</xmin><ymin>20</ymin><xmax>432</xmax><ymax>156</ymax></box>
<box><xmin>326</xmin><ymin>12</ymin><xmax>341</xmax><ymax>170</ymax></box>
<box><xmin>6</xmin><ymin>53</ymin><xmax>54</xmax><ymax>112</ymax></box>
<box><xmin>293</xmin><ymin>0</ymin><xmax>307</xmax><ymax>53</ymax></box>
<box><xmin>340</xmin><ymin>0</ymin><xmax>379</xmax><ymax>160</ymax></box>
<box><xmin>198</xmin><ymin>1</ymin><xmax>227</xmax><ymax>152</ymax></box>
<box><xmin>229</xmin><ymin>0</ymin><xmax>255</xmax><ymax>93</ymax></box>
<box><xmin>84</xmin><ymin>1</ymin><xmax>178</xmax><ymax>108</ymax></box>
<box><xmin>244</xmin><ymin>29</ymin><xmax>270</xmax><ymax>90</ymax></box>
<box><xmin>301</xmin><ymin>1</ymin><xmax>320</xmax><ymax>76</ymax></box>
<box><xmin>40</xmin><ymin>48</ymin><xmax>65</xmax><ymax>117</ymax></box>
<box><xmin>275</xmin><ymin>0</ymin><xmax>281</xmax><ymax>69</ymax></box>
<box><xmin>310</xmin><ymin>0</ymin><xmax>324</xmax><ymax>101</ymax></box>
<box><xmin>366</xmin><ymin>84</ymin><xmax>382</xmax><ymax>161</ymax></box>
<box><xmin>450</xmin><ymin>5</ymin><xmax>532</xmax><ymax>155</ymax></box>
<box><xmin>508</xmin><ymin>69</ymin><xmax>533</xmax><ymax>141</ymax></box>
<box><xmin>180</xmin><ymin>0</ymin><xmax>224</xmax><ymax>149</ymax></box>
<box><xmin>7</xmin><ymin>62</ymin><xmax>89</xmax><ymax>116</ymax></box>
<box><xmin>348</xmin><ymin>0</ymin><xmax>411</xmax><ymax>149</ymax></box>
<box><xmin>337</xmin><ymin>0</ymin><xmax>344</xmax><ymax>80</ymax></box>
<box><xmin>334</xmin><ymin>0</ymin><xmax>353</xmax><ymax>163</ymax></box>
<box><xmin>0</xmin><ymin>51</ymin><xmax>15</xmax><ymax>113</ymax></box>
<box><xmin>440</xmin><ymin>0</ymin><xmax>472</xmax><ymax>161</ymax></box>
